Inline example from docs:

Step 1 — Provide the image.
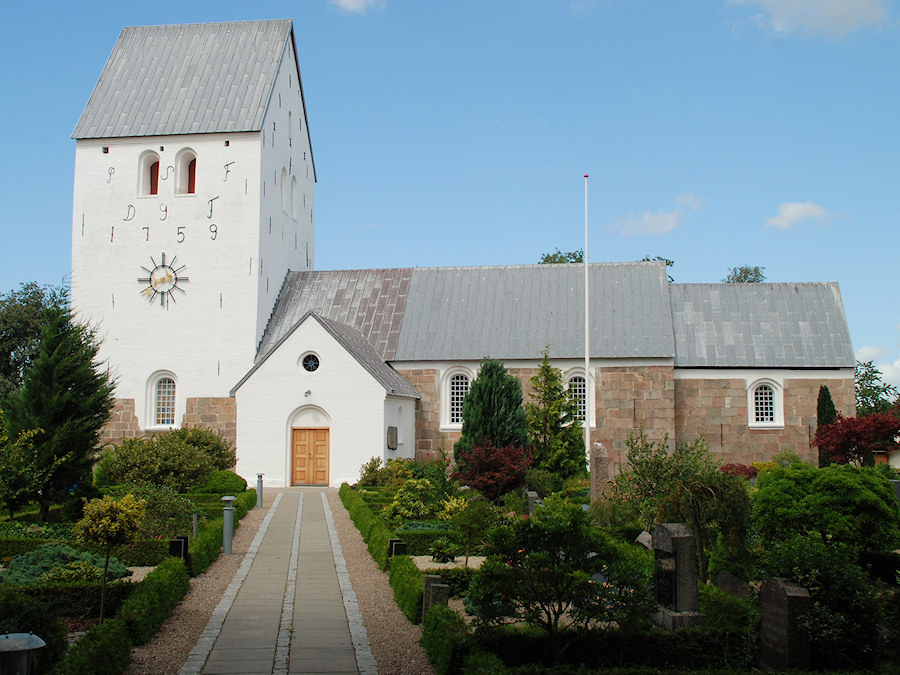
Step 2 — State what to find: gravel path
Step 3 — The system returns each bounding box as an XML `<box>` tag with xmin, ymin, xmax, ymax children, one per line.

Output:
<box><xmin>124</xmin><ymin>490</ymin><xmax>432</xmax><ymax>674</ymax></box>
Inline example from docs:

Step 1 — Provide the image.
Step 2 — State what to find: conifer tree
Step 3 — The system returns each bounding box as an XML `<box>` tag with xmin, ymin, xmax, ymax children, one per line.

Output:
<box><xmin>3</xmin><ymin>299</ymin><xmax>115</xmax><ymax>520</ymax></box>
<box><xmin>454</xmin><ymin>359</ymin><xmax>527</xmax><ymax>465</ymax></box>
<box><xmin>816</xmin><ymin>384</ymin><xmax>837</xmax><ymax>467</ymax></box>
<box><xmin>525</xmin><ymin>348</ymin><xmax>585</xmax><ymax>478</ymax></box>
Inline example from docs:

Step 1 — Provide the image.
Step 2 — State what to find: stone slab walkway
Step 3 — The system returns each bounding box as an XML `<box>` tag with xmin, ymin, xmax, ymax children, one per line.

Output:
<box><xmin>180</xmin><ymin>488</ymin><xmax>375</xmax><ymax>675</ymax></box>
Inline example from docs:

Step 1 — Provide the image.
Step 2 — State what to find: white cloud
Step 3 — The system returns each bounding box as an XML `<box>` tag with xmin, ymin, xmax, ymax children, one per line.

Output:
<box><xmin>856</xmin><ymin>346</ymin><xmax>886</xmax><ymax>362</ymax></box>
<box><xmin>675</xmin><ymin>193</ymin><xmax>707</xmax><ymax>211</ymax></box>
<box><xmin>764</xmin><ymin>201</ymin><xmax>830</xmax><ymax>229</ymax></box>
<box><xmin>881</xmin><ymin>360</ymin><xmax>900</xmax><ymax>388</ymax></box>
<box><xmin>733</xmin><ymin>0</ymin><xmax>890</xmax><ymax>38</ymax></box>
<box><xmin>614</xmin><ymin>194</ymin><xmax>705</xmax><ymax>237</ymax></box>
<box><xmin>616</xmin><ymin>209</ymin><xmax>682</xmax><ymax>237</ymax></box>
<box><xmin>329</xmin><ymin>0</ymin><xmax>383</xmax><ymax>14</ymax></box>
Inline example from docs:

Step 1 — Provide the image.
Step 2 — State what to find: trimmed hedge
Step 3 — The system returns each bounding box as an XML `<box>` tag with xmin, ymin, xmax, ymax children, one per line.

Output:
<box><xmin>388</xmin><ymin>554</ymin><xmax>424</xmax><ymax>623</ymax></box>
<box><xmin>394</xmin><ymin>529</ymin><xmax>448</xmax><ymax>556</ymax></box>
<box><xmin>422</xmin><ymin>566</ymin><xmax>477</xmax><ymax>598</ymax></box>
<box><xmin>421</xmin><ymin>604</ymin><xmax>471</xmax><ymax>674</ymax></box>
<box><xmin>119</xmin><ymin>557</ymin><xmax>190</xmax><ymax>644</ymax></box>
<box><xmin>54</xmin><ymin>616</ymin><xmax>132</xmax><ymax>675</ymax></box>
<box><xmin>340</xmin><ymin>483</ymin><xmax>393</xmax><ymax>570</ymax></box>
<box><xmin>14</xmin><ymin>579</ymin><xmax>134</xmax><ymax>618</ymax></box>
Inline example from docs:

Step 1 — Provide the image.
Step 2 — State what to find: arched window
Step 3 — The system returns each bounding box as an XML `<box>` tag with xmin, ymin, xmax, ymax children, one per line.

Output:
<box><xmin>155</xmin><ymin>377</ymin><xmax>176</xmax><ymax>426</ymax></box>
<box><xmin>748</xmin><ymin>379</ymin><xmax>783</xmax><ymax>428</ymax></box>
<box><xmin>281</xmin><ymin>167</ymin><xmax>289</xmax><ymax>213</ymax></box>
<box><xmin>291</xmin><ymin>176</ymin><xmax>298</xmax><ymax>219</ymax></box>
<box><xmin>754</xmin><ymin>384</ymin><xmax>774</xmax><ymax>423</ymax></box>
<box><xmin>567</xmin><ymin>376</ymin><xmax>586</xmax><ymax>422</ymax></box>
<box><xmin>449</xmin><ymin>373</ymin><xmax>470</xmax><ymax>425</ymax></box>
<box><xmin>139</xmin><ymin>151</ymin><xmax>161</xmax><ymax>196</ymax></box>
<box><xmin>176</xmin><ymin>149</ymin><xmax>197</xmax><ymax>194</ymax></box>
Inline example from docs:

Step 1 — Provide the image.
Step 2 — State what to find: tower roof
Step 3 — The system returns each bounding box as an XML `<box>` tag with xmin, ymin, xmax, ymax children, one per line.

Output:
<box><xmin>73</xmin><ymin>19</ymin><xmax>297</xmax><ymax>139</ymax></box>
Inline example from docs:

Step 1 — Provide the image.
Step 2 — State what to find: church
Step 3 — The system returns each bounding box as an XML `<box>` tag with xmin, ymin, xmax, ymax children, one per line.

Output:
<box><xmin>70</xmin><ymin>20</ymin><xmax>856</xmax><ymax>487</ymax></box>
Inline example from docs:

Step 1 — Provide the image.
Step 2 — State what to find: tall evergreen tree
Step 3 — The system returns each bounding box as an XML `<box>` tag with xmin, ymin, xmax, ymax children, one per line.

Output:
<box><xmin>454</xmin><ymin>359</ymin><xmax>527</xmax><ymax>465</ymax></box>
<box><xmin>816</xmin><ymin>384</ymin><xmax>837</xmax><ymax>467</ymax></box>
<box><xmin>3</xmin><ymin>299</ymin><xmax>115</xmax><ymax>520</ymax></box>
<box><xmin>525</xmin><ymin>348</ymin><xmax>585</xmax><ymax>478</ymax></box>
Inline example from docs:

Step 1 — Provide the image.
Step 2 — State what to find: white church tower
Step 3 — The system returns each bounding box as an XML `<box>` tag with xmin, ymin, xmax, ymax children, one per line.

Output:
<box><xmin>71</xmin><ymin>20</ymin><xmax>315</xmax><ymax>443</ymax></box>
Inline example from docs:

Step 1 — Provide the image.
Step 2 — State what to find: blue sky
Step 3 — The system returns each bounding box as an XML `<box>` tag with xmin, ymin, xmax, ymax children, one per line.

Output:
<box><xmin>1</xmin><ymin>0</ymin><xmax>898</xmax><ymax>385</ymax></box>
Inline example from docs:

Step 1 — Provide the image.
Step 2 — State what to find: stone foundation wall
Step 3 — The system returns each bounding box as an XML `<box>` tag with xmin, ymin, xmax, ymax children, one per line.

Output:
<box><xmin>396</xmin><ymin>369</ymin><xmax>445</xmax><ymax>460</ymax></box>
<box><xmin>674</xmin><ymin>376</ymin><xmax>855</xmax><ymax>465</ymax></box>
<box><xmin>100</xmin><ymin>398</ymin><xmax>142</xmax><ymax>446</ymax></box>
<box><xmin>594</xmin><ymin>365</ymin><xmax>676</xmax><ymax>468</ymax></box>
<box><xmin>99</xmin><ymin>396</ymin><xmax>237</xmax><ymax>450</ymax></box>
<box><xmin>183</xmin><ymin>397</ymin><xmax>238</xmax><ymax>450</ymax></box>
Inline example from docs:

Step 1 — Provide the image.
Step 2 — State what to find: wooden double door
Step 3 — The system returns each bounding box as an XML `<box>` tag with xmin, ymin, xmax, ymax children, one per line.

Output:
<box><xmin>292</xmin><ymin>428</ymin><xmax>329</xmax><ymax>486</ymax></box>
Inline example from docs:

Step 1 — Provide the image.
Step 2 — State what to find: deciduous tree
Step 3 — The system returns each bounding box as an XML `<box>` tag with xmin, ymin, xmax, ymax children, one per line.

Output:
<box><xmin>855</xmin><ymin>360</ymin><xmax>898</xmax><ymax>417</ymax></box>
<box><xmin>814</xmin><ymin>412</ymin><xmax>900</xmax><ymax>466</ymax></box>
<box><xmin>538</xmin><ymin>248</ymin><xmax>583</xmax><ymax>264</ymax></box>
<box><xmin>722</xmin><ymin>265</ymin><xmax>766</xmax><ymax>283</ymax></box>
<box><xmin>452</xmin><ymin>440</ymin><xmax>531</xmax><ymax>503</ymax></box>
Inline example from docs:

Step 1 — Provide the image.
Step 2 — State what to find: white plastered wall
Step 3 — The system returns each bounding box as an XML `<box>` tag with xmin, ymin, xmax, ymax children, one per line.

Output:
<box><xmin>384</xmin><ymin>396</ymin><xmax>417</xmax><ymax>461</ymax></box>
<box><xmin>71</xmin><ymin>131</ymin><xmax>264</xmax><ymax>428</ymax></box>
<box><xmin>233</xmin><ymin>316</ymin><xmax>396</xmax><ymax>487</ymax></box>
<box><xmin>256</xmin><ymin>39</ymin><xmax>315</xmax><ymax>344</ymax></box>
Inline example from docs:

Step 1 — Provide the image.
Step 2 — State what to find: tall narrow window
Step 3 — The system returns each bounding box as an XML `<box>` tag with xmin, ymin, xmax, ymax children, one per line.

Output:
<box><xmin>449</xmin><ymin>374</ymin><xmax>470</xmax><ymax>425</ymax></box>
<box><xmin>176</xmin><ymin>149</ymin><xmax>197</xmax><ymax>195</ymax></box>
<box><xmin>155</xmin><ymin>377</ymin><xmax>176</xmax><ymax>426</ymax></box>
<box><xmin>187</xmin><ymin>158</ymin><xmax>196</xmax><ymax>193</ymax></box>
<box><xmin>754</xmin><ymin>384</ymin><xmax>774</xmax><ymax>423</ymax></box>
<box><xmin>568</xmin><ymin>376</ymin><xmax>586</xmax><ymax>422</ymax></box>
<box><xmin>149</xmin><ymin>161</ymin><xmax>159</xmax><ymax>195</ymax></box>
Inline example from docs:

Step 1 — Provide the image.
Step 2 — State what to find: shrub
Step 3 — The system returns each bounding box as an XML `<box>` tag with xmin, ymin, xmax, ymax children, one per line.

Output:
<box><xmin>422</xmin><ymin>566</ymin><xmax>477</xmax><ymax>597</ymax></box>
<box><xmin>187</xmin><ymin>516</ymin><xmax>223</xmax><ymax>577</ymax></box>
<box><xmin>168</xmin><ymin>426</ymin><xmax>235</xmax><ymax>469</ymax></box>
<box><xmin>698</xmin><ymin>583</ymin><xmax>759</xmax><ymax>669</ymax></box>
<box><xmin>389</xmin><ymin>554</ymin><xmax>424</xmax><ymax>623</ymax></box>
<box><xmin>719</xmin><ymin>462</ymin><xmax>758</xmax><ymax>479</ymax></box>
<box><xmin>95</xmin><ymin>436</ymin><xmax>215</xmax><ymax>491</ymax></box>
<box><xmin>119</xmin><ymin>557</ymin><xmax>190</xmax><ymax>644</ymax></box>
<box><xmin>760</xmin><ymin>534</ymin><xmax>881</xmax><ymax>670</ymax></box>
<box><xmin>753</xmin><ymin>463</ymin><xmax>900</xmax><ymax>555</ymax></box>
<box><xmin>382</xmin><ymin>478</ymin><xmax>435</xmax><ymax>525</ymax></box>
<box><xmin>421</xmin><ymin>603</ymin><xmax>470</xmax><ymax>674</ymax></box>
<box><xmin>525</xmin><ymin>467</ymin><xmax>563</xmax><ymax>497</ymax></box>
<box><xmin>466</xmin><ymin>496</ymin><xmax>655</xmax><ymax>663</ymax></box>
<box><xmin>0</xmin><ymin>584</ymin><xmax>68</xmax><ymax>672</ymax></box>
<box><xmin>15</xmin><ymin>579</ymin><xmax>134</xmax><ymax>618</ymax></box>
<box><xmin>54</xmin><ymin>616</ymin><xmax>132</xmax><ymax>675</ymax></box>
<box><xmin>0</xmin><ymin>543</ymin><xmax>129</xmax><ymax>585</ymax></box>
<box><xmin>106</xmin><ymin>484</ymin><xmax>197</xmax><ymax>540</ymax></box>
<box><xmin>357</xmin><ymin>456</ymin><xmax>383</xmax><ymax>486</ymax></box>
<box><xmin>192</xmin><ymin>469</ymin><xmax>248</xmax><ymax>495</ymax></box>
<box><xmin>452</xmin><ymin>441</ymin><xmax>532</xmax><ymax>504</ymax></box>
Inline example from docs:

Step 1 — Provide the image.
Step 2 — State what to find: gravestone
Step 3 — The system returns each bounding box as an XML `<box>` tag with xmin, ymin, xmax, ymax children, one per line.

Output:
<box><xmin>525</xmin><ymin>490</ymin><xmax>541</xmax><ymax>516</ymax></box>
<box><xmin>388</xmin><ymin>538</ymin><xmax>407</xmax><ymax>557</ymax></box>
<box><xmin>422</xmin><ymin>574</ymin><xmax>450</xmax><ymax>621</ymax></box>
<box><xmin>651</xmin><ymin>523</ymin><xmax>704</xmax><ymax>630</ymax></box>
<box><xmin>714</xmin><ymin>570</ymin><xmax>753</xmax><ymax>600</ymax></box>
<box><xmin>589</xmin><ymin>442</ymin><xmax>611</xmax><ymax>502</ymax></box>
<box><xmin>758</xmin><ymin>577</ymin><xmax>810</xmax><ymax>671</ymax></box>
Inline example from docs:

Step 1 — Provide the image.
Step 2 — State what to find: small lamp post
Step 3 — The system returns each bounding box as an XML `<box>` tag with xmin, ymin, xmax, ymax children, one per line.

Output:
<box><xmin>221</xmin><ymin>495</ymin><xmax>236</xmax><ymax>555</ymax></box>
<box><xmin>0</xmin><ymin>633</ymin><xmax>45</xmax><ymax>675</ymax></box>
<box><xmin>256</xmin><ymin>473</ymin><xmax>264</xmax><ymax>509</ymax></box>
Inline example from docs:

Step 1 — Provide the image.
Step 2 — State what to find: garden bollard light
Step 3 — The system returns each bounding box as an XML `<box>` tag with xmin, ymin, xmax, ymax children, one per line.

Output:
<box><xmin>257</xmin><ymin>473</ymin><xmax>264</xmax><ymax>509</ymax></box>
<box><xmin>0</xmin><ymin>632</ymin><xmax>45</xmax><ymax>675</ymax></box>
<box><xmin>221</xmin><ymin>495</ymin><xmax>236</xmax><ymax>555</ymax></box>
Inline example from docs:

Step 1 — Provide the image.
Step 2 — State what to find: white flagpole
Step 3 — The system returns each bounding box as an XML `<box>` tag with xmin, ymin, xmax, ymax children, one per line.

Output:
<box><xmin>584</xmin><ymin>174</ymin><xmax>591</xmax><ymax>463</ymax></box>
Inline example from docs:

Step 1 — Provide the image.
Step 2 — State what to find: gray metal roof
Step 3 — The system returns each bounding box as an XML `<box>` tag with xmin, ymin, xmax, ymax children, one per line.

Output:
<box><xmin>670</xmin><ymin>283</ymin><xmax>854</xmax><ymax>368</ymax></box>
<box><xmin>395</xmin><ymin>263</ymin><xmax>674</xmax><ymax>360</ymax></box>
<box><xmin>232</xmin><ymin>311</ymin><xmax>419</xmax><ymax>398</ymax></box>
<box><xmin>73</xmin><ymin>20</ymin><xmax>294</xmax><ymax>139</ymax></box>
<box><xmin>259</xmin><ymin>262</ymin><xmax>675</xmax><ymax>363</ymax></box>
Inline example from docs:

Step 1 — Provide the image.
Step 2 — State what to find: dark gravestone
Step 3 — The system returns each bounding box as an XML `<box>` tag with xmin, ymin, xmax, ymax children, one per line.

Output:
<box><xmin>388</xmin><ymin>538</ymin><xmax>407</xmax><ymax>557</ymax></box>
<box><xmin>590</xmin><ymin>442</ymin><xmax>612</xmax><ymax>503</ymax></box>
<box><xmin>169</xmin><ymin>536</ymin><xmax>189</xmax><ymax>559</ymax></box>
<box><xmin>422</xmin><ymin>575</ymin><xmax>450</xmax><ymax>621</ymax></box>
<box><xmin>714</xmin><ymin>570</ymin><xmax>753</xmax><ymax>600</ymax></box>
<box><xmin>759</xmin><ymin>577</ymin><xmax>810</xmax><ymax>671</ymax></box>
<box><xmin>651</xmin><ymin>523</ymin><xmax>704</xmax><ymax>630</ymax></box>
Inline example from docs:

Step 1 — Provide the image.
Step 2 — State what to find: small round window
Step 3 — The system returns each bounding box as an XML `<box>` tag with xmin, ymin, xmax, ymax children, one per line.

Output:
<box><xmin>302</xmin><ymin>353</ymin><xmax>320</xmax><ymax>372</ymax></box>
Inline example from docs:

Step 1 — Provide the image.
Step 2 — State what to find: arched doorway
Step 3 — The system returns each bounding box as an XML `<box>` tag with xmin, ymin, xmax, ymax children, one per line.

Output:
<box><xmin>288</xmin><ymin>405</ymin><xmax>330</xmax><ymax>486</ymax></box>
